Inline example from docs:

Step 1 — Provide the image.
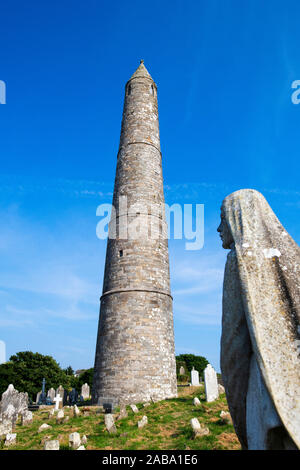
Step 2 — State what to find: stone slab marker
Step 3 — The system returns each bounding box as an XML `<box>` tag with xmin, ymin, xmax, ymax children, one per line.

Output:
<box><xmin>56</xmin><ymin>385</ymin><xmax>64</xmax><ymax>400</ymax></box>
<box><xmin>191</xmin><ymin>367</ymin><xmax>200</xmax><ymax>386</ymax></box>
<box><xmin>92</xmin><ymin>60</ymin><xmax>177</xmax><ymax>405</ymax></box>
<box><xmin>0</xmin><ymin>384</ymin><xmax>28</xmax><ymax>426</ymax></box>
<box><xmin>36</xmin><ymin>391</ymin><xmax>42</xmax><ymax>404</ymax></box>
<box><xmin>47</xmin><ymin>388</ymin><xmax>56</xmax><ymax>402</ymax></box>
<box><xmin>204</xmin><ymin>364</ymin><xmax>219</xmax><ymax>402</ymax></box>
<box><xmin>81</xmin><ymin>383</ymin><xmax>90</xmax><ymax>399</ymax></box>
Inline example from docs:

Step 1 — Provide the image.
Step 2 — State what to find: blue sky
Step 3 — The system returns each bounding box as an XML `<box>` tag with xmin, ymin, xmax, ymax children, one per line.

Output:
<box><xmin>0</xmin><ymin>0</ymin><xmax>299</xmax><ymax>372</ymax></box>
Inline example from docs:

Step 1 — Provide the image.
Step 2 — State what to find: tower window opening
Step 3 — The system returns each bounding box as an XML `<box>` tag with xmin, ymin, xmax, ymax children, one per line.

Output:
<box><xmin>119</xmin><ymin>250</ymin><xmax>123</xmax><ymax>257</ymax></box>
<box><xmin>150</xmin><ymin>84</ymin><xmax>154</xmax><ymax>95</ymax></box>
<box><xmin>127</xmin><ymin>84</ymin><xmax>131</xmax><ymax>96</ymax></box>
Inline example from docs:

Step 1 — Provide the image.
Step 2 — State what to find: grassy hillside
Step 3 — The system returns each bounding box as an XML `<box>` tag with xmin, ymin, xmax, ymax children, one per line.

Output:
<box><xmin>2</xmin><ymin>385</ymin><xmax>240</xmax><ymax>450</ymax></box>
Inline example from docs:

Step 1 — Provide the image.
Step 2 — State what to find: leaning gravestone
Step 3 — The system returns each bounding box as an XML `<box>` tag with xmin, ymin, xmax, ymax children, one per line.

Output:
<box><xmin>81</xmin><ymin>383</ymin><xmax>90</xmax><ymax>399</ymax></box>
<box><xmin>191</xmin><ymin>367</ymin><xmax>200</xmax><ymax>386</ymax></box>
<box><xmin>204</xmin><ymin>364</ymin><xmax>219</xmax><ymax>402</ymax></box>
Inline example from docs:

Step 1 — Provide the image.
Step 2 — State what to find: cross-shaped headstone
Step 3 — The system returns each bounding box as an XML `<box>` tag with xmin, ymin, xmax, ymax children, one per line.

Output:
<box><xmin>53</xmin><ymin>395</ymin><xmax>62</xmax><ymax>410</ymax></box>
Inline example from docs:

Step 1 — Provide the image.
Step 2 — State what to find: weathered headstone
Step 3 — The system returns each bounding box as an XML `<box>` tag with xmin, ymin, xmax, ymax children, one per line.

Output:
<box><xmin>81</xmin><ymin>383</ymin><xmax>90</xmax><ymax>400</ymax></box>
<box><xmin>36</xmin><ymin>391</ymin><xmax>42</xmax><ymax>404</ymax></box>
<box><xmin>47</xmin><ymin>388</ymin><xmax>56</xmax><ymax>402</ymax></box>
<box><xmin>190</xmin><ymin>418</ymin><xmax>209</xmax><ymax>438</ymax></box>
<box><xmin>116</xmin><ymin>404</ymin><xmax>128</xmax><ymax>420</ymax></box>
<box><xmin>4</xmin><ymin>433</ymin><xmax>16</xmax><ymax>446</ymax></box>
<box><xmin>204</xmin><ymin>364</ymin><xmax>219</xmax><ymax>402</ymax></box>
<box><xmin>0</xmin><ymin>419</ymin><xmax>13</xmax><ymax>437</ymax></box>
<box><xmin>179</xmin><ymin>366</ymin><xmax>185</xmax><ymax>375</ymax></box>
<box><xmin>21</xmin><ymin>410</ymin><xmax>33</xmax><ymax>426</ymax></box>
<box><xmin>56</xmin><ymin>385</ymin><xmax>64</xmax><ymax>400</ymax></box>
<box><xmin>104</xmin><ymin>413</ymin><xmax>117</xmax><ymax>434</ymax></box>
<box><xmin>44</xmin><ymin>440</ymin><xmax>60</xmax><ymax>450</ymax></box>
<box><xmin>193</xmin><ymin>397</ymin><xmax>201</xmax><ymax>407</ymax></box>
<box><xmin>137</xmin><ymin>415</ymin><xmax>148</xmax><ymax>428</ymax></box>
<box><xmin>0</xmin><ymin>384</ymin><xmax>28</xmax><ymax>427</ymax></box>
<box><xmin>191</xmin><ymin>367</ymin><xmax>200</xmax><ymax>386</ymax></box>
<box><xmin>220</xmin><ymin>410</ymin><xmax>232</xmax><ymax>425</ymax></box>
<box><xmin>73</xmin><ymin>404</ymin><xmax>80</xmax><ymax>417</ymax></box>
<box><xmin>69</xmin><ymin>432</ymin><xmax>81</xmax><ymax>449</ymax></box>
<box><xmin>130</xmin><ymin>404</ymin><xmax>139</xmax><ymax>414</ymax></box>
<box><xmin>38</xmin><ymin>423</ymin><xmax>52</xmax><ymax>433</ymax></box>
<box><xmin>56</xmin><ymin>409</ymin><xmax>64</xmax><ymax>424</ymax></box>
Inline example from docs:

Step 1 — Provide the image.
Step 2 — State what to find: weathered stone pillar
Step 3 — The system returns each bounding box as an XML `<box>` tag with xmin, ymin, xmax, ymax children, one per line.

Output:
<box><xmin>92</xmin><ymin>61</ymin><xmax>177</xmax><ymax>404</ymax></box>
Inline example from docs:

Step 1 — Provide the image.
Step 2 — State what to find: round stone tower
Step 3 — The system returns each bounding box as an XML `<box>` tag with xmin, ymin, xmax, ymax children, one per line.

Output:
<box><xmin>92</xmin><ymin>61</ymin><xmax>177</xmax><ymax>405</ymax></box>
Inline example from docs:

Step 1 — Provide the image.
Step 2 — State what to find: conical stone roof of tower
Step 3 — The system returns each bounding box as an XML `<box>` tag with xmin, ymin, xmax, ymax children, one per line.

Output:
<box><xmin>129</xmin><ymin>60</ymin><xmax>153</xmax><ymax>81</ymax></box>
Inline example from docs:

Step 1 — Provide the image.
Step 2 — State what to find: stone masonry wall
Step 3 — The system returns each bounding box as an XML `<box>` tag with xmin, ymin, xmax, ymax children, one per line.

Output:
<box><xmin>92</xmin><ymin>62</ymin><xmax>177</xmax><ymax>404</ymax></box>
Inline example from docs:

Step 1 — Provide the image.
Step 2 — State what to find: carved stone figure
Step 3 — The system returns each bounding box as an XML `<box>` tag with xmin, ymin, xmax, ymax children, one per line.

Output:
<box><xmin>218</xmin><ymin>189</ymin><xmax>300</xmax><ymax>450</ymax></box>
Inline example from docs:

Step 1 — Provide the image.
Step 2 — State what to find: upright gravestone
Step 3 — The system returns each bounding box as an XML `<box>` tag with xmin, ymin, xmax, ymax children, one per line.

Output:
<box><xmin>56</xmin><ymin>385</ymin><xmax>64</xmax><ymax>400</ymax></box>
<box><xmin>38</xmin><ymin>378</ymin><xmax>47</xmax><ymax>405</ymax></box>
<box><xmin>191</xmin><ymin>367</ymin><xmax>200</xmax><ymax>386</ymax></box>
<box><xmin>53</xmin><ymin>395</ymin><xmax>62</xmax><ymax>411</ymax></box>
<box><xmin>204</xmin><ymin>364</ymin><xmax>219</xmax><ymax>402</ymax></box>
<box><xmin>63</xmin><ymin>389</ymin><xmax>69</xmax><ymax>406</ymax></box>
<box><xmin>68</xmin><ymin>389</ymin><xmax>78</xmax><ymax>406</ymax></box>
<box><xmin>36</xmin><ymin>391</ymin><xmax>42</xmax><ymax>405</ymax></box>
<box><xmin>0</xmin><ymin>384</ymin><xmax>28</xmax><ymax>427</ymax></box>
<box><xmin>179</xmin><ymin>366</ymin><xmax>185</xmax><ymax>376</ymax></box>
<box><xmin>47</xmin><ymin>388</ymin><xmax>56</xmax><ymax>403</ymax></box>
<box><xmin>81</xmin><ymin>383</ymin><xmax>90</xmax><ymax>400</ymax></box>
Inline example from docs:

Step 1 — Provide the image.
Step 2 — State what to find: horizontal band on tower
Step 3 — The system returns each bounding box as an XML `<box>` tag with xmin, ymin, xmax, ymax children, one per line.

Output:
<box><xmin>126</xmin><ymin>76</ymin><xmax>156</xmax><ymax>85</ymax></box>
<box><xmin>111</xmin><ymin>212</ymin><xmax>164</xmax><ymax>220</ymax></box>
<box><xmin>100</xmin><ymin>287</ymin><xmax>173</xmax><ymax>301</ymax></box>
<box><xmin>117</xmin><ymin>141</ymin><xmax>162</xmax><ymax>158</ymax></box>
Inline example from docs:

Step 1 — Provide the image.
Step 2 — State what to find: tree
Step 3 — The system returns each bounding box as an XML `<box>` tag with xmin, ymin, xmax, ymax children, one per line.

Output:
<box><xmin>64</xmin><ymin>366</ymin><xmax>74</xmax><ymax>376</ymax></box>
<box><xmin>0</xmin><ymin>351</ymin><xmax>71</xmax><ymax>401</ymax></box>
<box><xmin>175</xmin><ymin>354</ymin><xmax>209</xmax><ymax>380</ymax></box>
<box><xmin>77</xmin><ymin>368</ymin><xmax>94</xmax><ymax>390</ymax></box>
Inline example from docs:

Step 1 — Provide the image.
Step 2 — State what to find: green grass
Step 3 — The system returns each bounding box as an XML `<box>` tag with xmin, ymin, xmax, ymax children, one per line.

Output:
<box><xmin>2</xmin><ymin>386</ymin><xmax>241</xmax><ymax>450</ymax></box>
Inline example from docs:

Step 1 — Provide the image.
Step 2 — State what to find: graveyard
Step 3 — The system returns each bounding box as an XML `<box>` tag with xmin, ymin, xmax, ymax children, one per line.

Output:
<box><xmin>0</xmin><ymin>384</ymin><xmax>240</xmax><ymax>451</ymax></box>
